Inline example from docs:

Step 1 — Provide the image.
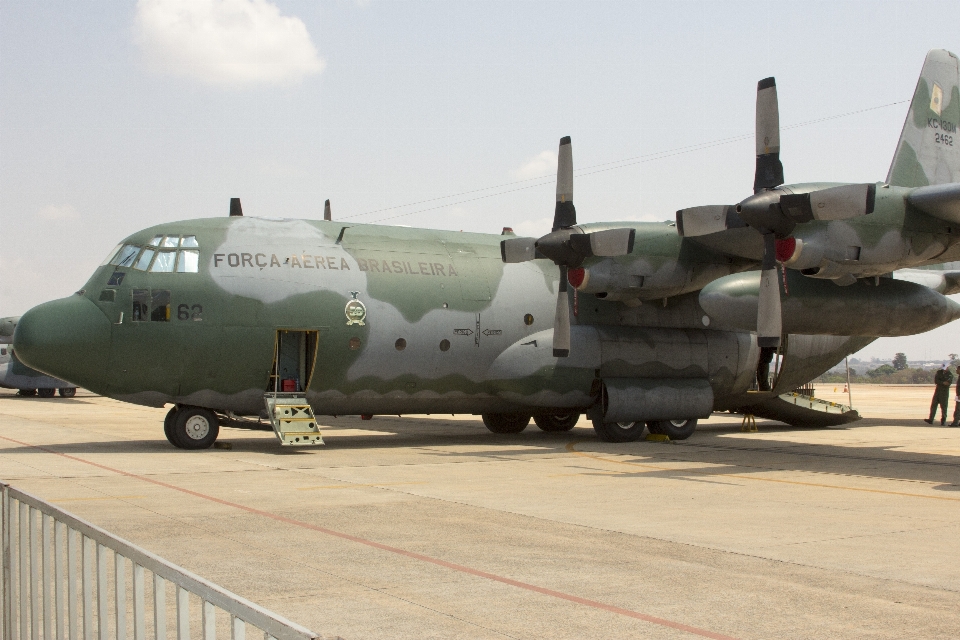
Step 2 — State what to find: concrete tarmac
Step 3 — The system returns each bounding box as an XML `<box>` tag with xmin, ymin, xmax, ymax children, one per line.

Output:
<box><xmin>1</xmin><ymin>385</ymin><xmax>959</xmax><ymax>639</ymax></box>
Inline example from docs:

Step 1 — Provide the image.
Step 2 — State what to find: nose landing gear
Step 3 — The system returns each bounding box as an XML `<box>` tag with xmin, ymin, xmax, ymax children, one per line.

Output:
<box><xmin>163</xmin><ymin>405</ymin><xmax>220</xmax><ymax>450</ymax></box>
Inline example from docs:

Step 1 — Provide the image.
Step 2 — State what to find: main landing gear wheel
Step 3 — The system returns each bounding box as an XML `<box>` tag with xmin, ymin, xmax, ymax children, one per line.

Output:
<box><xmin>164</xmin><ymin>406</ymin><xmax>184</xmax><ymax>449</ymax></box>
<box><xmin>37</xmin><ymin>388</ymin><xmax>56</xmax><ymax>398</ymax></box>
<box><xmin>534</xmin><ymin>413</ymin><xmax>580</xmax><ymax>432</ymax></box>
<box><xmin>169</xmin><ymin>406</ymin><xmax>220</xmax><ymax>450</ymax></box>
<box><xmin>58</xmin><ymin>388</ymin><xmax>76</xmax><ymax>398</ymax></box>
<box><xmin>646</xmin><ymin>419</ymin><xmax>698</xmax><ymax>440</ymax></box>
<box><xmin>482</xmin><ymin>413</ymin><xmax>530</xmax><ymax>434</ymax></box>
<box><xmin>17</xmin><ymin>389</ymin><xmax>37</xmax><ymax>397</ymax></box>
<box><xmin>592</xmin><ymin>419</ymin><xmax>645</xmax><ymax>443</ymax></box>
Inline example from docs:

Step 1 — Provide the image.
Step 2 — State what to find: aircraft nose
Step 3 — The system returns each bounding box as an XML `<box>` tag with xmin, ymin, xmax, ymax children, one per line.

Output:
<box><xmin>13</xmin><ymin>295</ymin><xmax>111</xmax><ymax>390</ymax></box>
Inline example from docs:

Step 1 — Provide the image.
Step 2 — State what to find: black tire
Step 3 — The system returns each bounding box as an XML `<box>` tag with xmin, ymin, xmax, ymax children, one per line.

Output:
<box><xmin>534</xmin><ymin>413</ymin><xmax>579</xmax><ymax>432</ymax></box>
<box><xmin>482</xmin><ymin>413</ymin><xmax>530</xmax><ymax>434</ymax></box>
<box><xmin>18</xmin><ymin>389</ymin><xmax>37</xmax><ymax>397</ymax></box>
<box><xmin>647</xmin><ymin>419</ymin><xmax>698</xmax><ymax>440</ymax></box>
<box><xmin>58</xmin><ymin>388</ymin><xmax>76</xmax><ymax>398</ymax></box>
<box><xmin>592</xmin><ymin>419</ymin><xmax>645</xmax><ymax>443</ymax></box>
<box><xmin>164</xmin><ymin>406</ymin><xmax>184</xmax><ymax>448</ymax></box>
<box><xmin>37</xmin><ymin>388</ymin><xmax>56</xmax><ymax>398</ymax></box>
<box><xmin>171</xmin><ymin>407</ymin><xmax>219</xmax><ymax>450</ymax></box>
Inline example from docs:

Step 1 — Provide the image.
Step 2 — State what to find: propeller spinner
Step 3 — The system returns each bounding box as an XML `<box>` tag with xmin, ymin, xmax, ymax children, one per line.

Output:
<box><xmin>501</xmin><ymin>137</ymin><xmax>636</xmax><ymax>357</ymax></box>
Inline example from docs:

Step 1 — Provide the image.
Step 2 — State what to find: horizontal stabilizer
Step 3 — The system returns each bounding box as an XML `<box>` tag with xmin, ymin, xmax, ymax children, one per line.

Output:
<box><xmin>906</xmin><ymin>182</ymin><xmax>960</xmax><ymax>223</ymax></box>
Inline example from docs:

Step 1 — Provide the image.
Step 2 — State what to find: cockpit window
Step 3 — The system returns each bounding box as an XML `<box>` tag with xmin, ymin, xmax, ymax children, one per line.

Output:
<box><xmin>110</xmin><ymin>235</ymin><xmax>200</xmax><ymax>275</ymax></box>
<box><xmin>150</xmin><ymin>251</ymin><xmax>177</xmax><ymax>273</ymax></box>
<box><xmin>134</xmin><ymin>249</ymin><xmax>155</xmax><ymax>271</ymax></box>
<box><xmin>101</xmin><ymin>244</ymin><xmax>123</xmax><ymax>266</ymax></box>
<box><xmin>176</xmin><ymin>250</ymin><xmax>199</xmax><ymax>273</ymax></box>
<box><xmin>111</xmin><ymin>245</ymin><xmax>141</xmax><ymax>267</ymax></box>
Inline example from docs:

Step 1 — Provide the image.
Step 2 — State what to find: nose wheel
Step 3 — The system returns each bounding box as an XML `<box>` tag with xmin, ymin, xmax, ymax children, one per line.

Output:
<box><xmin>163</xmin><ymin>405</ymin><xmax>220</xmax><ymax>450</ymax></box>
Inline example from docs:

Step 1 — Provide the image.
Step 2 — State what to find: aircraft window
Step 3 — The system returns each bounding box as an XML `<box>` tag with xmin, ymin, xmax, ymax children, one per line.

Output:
<box><xmin>176</xmin><ymin>250</ymin><xmax>199</xmax><ymax>273</ymax></box>
<box><xmin>161</xmin><ymin>236</ymin><xmax>180</xmax><ymax>248</ymax></box>
<box><xmin>99</xmin><ymin>289</ymin><xmax>115</xmax><ymax>302</ymax></box>
<box><xmin>148</xmin><ymin>235</ymin><xmax>163</xmax><ymax>246</ymax></box>
<box><xmin>134</xmin><ymin>249</ymin><xmax>155</xmax><ymax>271</ymax></box>
<box><xmin>101</xmin><ymin>244</ymin><xmax>123</xmax><ymax>266</ymax></box>
<box><xmin>107</xmin><ymin>272</ymin><xmax>125</xmax><ymax>287</ymax></box>
<box><xmin>151</xmin><ymin>290</ymin><xmax>171</xmax><ymax>322</ymax></box>
<box><xmin>132</xmin><ymin>289</ymin><xmax>149</xmax><ymax>322</ymax></box>
<box><xmin>1</xmin><ymin>348</ymin><xmax>6</xmax><ymax>356</ymax></box>
<box><xmin>111</xmin><ymin>245</ymin><xmax>141</xmax><ymax>267</ymax></box>
<box><xmin>181</xmin><ymin>236</ymin><xmax>199</xmax><ymax>248</ymax></box>
<box><xmin>150</xmin><ymin>251</ymin><xmax>177</xmax><ymax>273</ymax></box>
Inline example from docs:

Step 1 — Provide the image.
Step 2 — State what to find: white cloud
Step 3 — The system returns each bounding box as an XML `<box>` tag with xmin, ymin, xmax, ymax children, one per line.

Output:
<box><xmin>135</xmin><ymin>0</ymin><xmax>324</xmax><ymax>86</ymax></box>
<box><xmin>511</xmin><ymin>216</ymin><xmax>552</xmax><ymax>237</ymax></box>
<box><xmin>36</xmin><ymin>205</ymin><xmax>79</xmax><ymax>221</ymax></box>
<box><xmin>512</xmin><ymin>151</ymin><xmax>557</xmax><ymax>181</ymax></box>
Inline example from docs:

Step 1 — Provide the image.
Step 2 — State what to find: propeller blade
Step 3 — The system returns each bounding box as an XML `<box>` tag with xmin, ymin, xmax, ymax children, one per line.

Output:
<box><xmin>676</xmin><ymin>205</ymin><xmax>736</xmax><ymax>237</ymax></box>
<box><xmin>587</xmin><ymin>228</ymin><xmax>636</xmax><ymax>256</ymax></box>
<box><xmin>553</xmin><ymin>266</ymin><xmax>571</xmax><ymax>357</ymax></box>
<box><xmin>779</xmin><ymin>183</ymin><xmax>877</xmax><ymax>222</ymax></box>
<box><xmin>500</xmin><ymin>237</ymin><xmax>538</xmax><ymax>263</ymax></box>
<box><xmin>754</xmin><ymin>77</ymin><xmax>784</xmax><ymax>193</ymax></box>
<box><xmin>323</xmin><ymin>199</ymin><xmax>332</xmax><ymax>221</ymax></box>
<box><xmin>553</xmin><ymin>136</ymin><xmax>576</xmax><ymax>230</ymax></box>
<box><xmin>756</xmin><ymin>233</ymin><xmax>782</xmax><ymax>348</ymax></box>
<box><xmin>567</xmin><ymin>228</ymin><xmax>637</xmax><ymax>258</ymax></box>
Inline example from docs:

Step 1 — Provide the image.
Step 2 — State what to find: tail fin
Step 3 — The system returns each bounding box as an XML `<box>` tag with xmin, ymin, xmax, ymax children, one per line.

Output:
<box><xmin>887</xmin><ymin>49</ymin><xmax>960</xmax><ymax>187</ymax></box>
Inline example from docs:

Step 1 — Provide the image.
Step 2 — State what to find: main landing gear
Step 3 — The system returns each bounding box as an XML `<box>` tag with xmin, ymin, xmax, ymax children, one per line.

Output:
<box><xmin>591</xmin><ymin>418</ymin><xmax>699</xmax><ymax>442</ymax></box>
<box><xmin>164</xmin><ymin>405</ymin><xmax>220</xmax><ymax>450</ymax></box>
<box><xmin>481</xmin><ymin>413</ymin><xmax>581</xmax><ymax>434</ymax></box>
<box><xmin>16</xmin><ymin>388</ymin><xmax>76</xmax><ymax>398</ymax></box>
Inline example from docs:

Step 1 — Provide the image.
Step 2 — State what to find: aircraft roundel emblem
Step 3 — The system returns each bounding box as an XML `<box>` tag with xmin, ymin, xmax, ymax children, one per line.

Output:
<box><xmin>345</xmin><ymin>292</ymin><xmax>366</xmax><ymax>326</ymax></box>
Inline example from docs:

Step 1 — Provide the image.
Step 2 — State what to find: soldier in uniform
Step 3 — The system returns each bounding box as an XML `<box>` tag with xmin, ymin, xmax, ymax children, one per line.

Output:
<box><xmin>951</xmin><ymin>365</ymin><xmax>960</xmax><ymax>427</ymax></box>
<box><xmin>925</xmin><ymin>363</ymin><xmax>954</xmax><ymax>425</ymax></box>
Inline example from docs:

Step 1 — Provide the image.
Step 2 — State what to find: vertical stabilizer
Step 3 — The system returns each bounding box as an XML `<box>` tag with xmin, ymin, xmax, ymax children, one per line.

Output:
<box><xmin>887</xmin><ymin>49</ymin><xmax>960</xmax><ymax>187</ymax></box>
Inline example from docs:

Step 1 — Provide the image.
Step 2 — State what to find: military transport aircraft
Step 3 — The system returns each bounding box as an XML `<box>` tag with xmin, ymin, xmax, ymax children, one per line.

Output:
<box><xmin>12</xmin><ymin>49</ymin><xmax>960</xmax><ymax>449</ymax></box>
<box><xmin>0</xmin><ymin>317</ymin><xmax>76</xmax><ymax>397</ymax></box>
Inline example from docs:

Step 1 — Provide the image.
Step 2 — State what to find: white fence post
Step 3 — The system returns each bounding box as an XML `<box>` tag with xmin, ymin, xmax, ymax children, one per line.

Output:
<box><xmin>0</xmin><ymin>484</ymin><xmax>322</xmax><ymax>640</ymax></box>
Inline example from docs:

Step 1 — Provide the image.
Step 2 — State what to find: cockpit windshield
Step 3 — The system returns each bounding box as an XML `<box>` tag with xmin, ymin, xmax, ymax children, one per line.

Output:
<box><xmin>106</xmin><ymin>235</ymin><xmax>200</xmax><ymax>273</ymax></box>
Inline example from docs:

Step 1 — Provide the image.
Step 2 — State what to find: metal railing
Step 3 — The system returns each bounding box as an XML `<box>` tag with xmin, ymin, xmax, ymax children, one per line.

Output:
<box><xmin>1</xmin><ymin>483</ymin><xmax>324</xmax><ymax>640</ymax></box>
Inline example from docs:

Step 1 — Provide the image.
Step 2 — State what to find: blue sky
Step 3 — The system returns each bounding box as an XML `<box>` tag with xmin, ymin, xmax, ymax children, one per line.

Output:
<box><xmin>1</xmin><ymin>0</ymin><xmax>957</xmax><ymax>361</ymax></box>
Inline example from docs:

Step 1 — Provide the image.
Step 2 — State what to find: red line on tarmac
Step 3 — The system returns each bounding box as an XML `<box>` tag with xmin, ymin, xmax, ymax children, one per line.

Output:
<box><xmin>0</xmin><ymin>434</ymin><xmax>737</xmax><ymax>640</ymax></box>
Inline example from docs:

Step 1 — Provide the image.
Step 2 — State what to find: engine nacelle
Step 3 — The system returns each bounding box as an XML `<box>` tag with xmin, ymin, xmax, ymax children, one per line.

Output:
<box><xmin>700</xmin><ymin>269</ymin><xmax>960</xmax><ymax>336</ymax></box>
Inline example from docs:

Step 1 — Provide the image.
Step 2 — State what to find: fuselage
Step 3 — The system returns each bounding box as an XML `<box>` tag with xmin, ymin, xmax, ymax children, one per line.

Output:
<box><xmin>15</xmin><ymin>206</ymin><xmax>948</xmax><ymax>419</ymax></box>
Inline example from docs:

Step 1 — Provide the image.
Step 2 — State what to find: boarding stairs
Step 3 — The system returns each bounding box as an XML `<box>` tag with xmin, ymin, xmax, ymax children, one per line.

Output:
<box><xmin>264</xmin><ymin>393</ymin><xmax>325</xmax><ymax>446</ymax></box>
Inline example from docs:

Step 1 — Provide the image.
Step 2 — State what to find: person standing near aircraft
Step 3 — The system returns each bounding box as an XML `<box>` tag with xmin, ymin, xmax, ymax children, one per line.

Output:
<box><xmin>951</xmin><ymin>365</ymin><xmax>960</xmax><ymax>427</ymax></box>
<box><xmin>926</xmin><ymin>364</ymin><xmax>953</xmax><ymax>425</ymax></box>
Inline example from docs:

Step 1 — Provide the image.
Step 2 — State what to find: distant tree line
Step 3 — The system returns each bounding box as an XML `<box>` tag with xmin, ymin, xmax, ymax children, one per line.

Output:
<box><xmin>818</xmin><ymin>352</ymin><xmax>959</xmax><ymax>384</ymax></box>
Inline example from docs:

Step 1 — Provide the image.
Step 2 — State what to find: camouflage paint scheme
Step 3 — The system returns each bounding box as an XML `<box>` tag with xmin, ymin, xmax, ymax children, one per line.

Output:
<box><xmin>12</xmin><ymin>49</ymin><xmax>960</xmax><ymax>430</ymax></box>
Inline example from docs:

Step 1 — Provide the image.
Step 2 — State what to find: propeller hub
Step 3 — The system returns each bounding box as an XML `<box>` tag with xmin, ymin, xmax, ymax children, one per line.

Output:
<box><xmin>736</xmin><ymin>190</ymin><xmax>795</xmax><ymax>237</ymax></box>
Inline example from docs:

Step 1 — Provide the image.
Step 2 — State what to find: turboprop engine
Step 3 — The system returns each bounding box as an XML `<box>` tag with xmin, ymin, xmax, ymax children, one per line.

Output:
<box><xmin>699</xmin><ymin>269</ymin><xmax>960</xmax><ymax>336</ymax></box>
